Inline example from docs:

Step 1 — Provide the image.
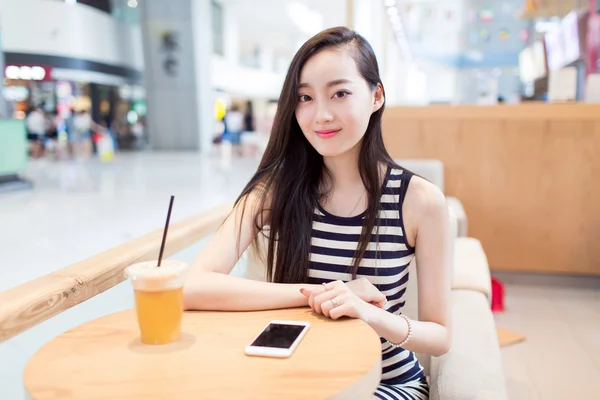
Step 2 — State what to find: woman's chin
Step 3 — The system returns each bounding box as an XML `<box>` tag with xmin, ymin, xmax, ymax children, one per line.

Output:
<box><xmin>313</xmin><ymin>142</ymin><xmax>357</xmax><ymax>158</ymax></box>
<box><xmin>316</xmin><ymin>148</ymin><xmax>346</xmax><ymax>158</ymax></box>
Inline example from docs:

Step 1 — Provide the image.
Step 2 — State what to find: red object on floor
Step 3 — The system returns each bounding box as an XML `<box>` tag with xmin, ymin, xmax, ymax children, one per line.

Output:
<box><xmin>491</xmin><ymin>277</ymin><xmax>505</xmax><ymax>313</ymax></box>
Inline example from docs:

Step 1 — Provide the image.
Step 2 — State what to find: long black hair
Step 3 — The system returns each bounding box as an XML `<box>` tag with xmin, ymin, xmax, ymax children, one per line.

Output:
<box><xmin>235</xmin><ymin>26</ymin><xmax>397</xmax><ymax>283</ymax></box>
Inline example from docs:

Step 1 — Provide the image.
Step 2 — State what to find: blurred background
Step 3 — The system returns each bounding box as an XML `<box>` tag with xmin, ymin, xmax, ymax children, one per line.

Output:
<box><xmin>0</xmin><ymin>1</ymin><xmax>599</xmax><ymax>399</ymax></box>
<box><xmin>0</xmin><ymin>0</ymin><xmax>598</xmax><ymax>160</ymax></box>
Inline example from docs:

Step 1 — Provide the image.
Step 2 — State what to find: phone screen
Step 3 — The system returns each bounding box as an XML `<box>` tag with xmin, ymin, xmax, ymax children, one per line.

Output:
<box><xmin>250</xmin><ymin>323</ymin><xmax>306</xmax><ymax>349</ymax></box>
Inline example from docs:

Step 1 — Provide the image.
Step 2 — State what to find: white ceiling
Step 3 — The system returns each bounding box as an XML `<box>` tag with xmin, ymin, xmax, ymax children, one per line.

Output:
<box><xmin>219</xmin><ymin>0</ymin><xmax>493</xmax><ymax>66</ymax></box>
<box><xmin>221</xmin><ymin>0</ymin><xmax>347</xmax><ymax>55</ymax></box>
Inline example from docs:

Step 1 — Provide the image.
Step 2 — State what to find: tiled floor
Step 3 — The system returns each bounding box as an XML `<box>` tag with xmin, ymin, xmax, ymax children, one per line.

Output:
<box><xmin>0</xmin><ymin>151</ymin><xmax>257</xmax><ymax>292</ymax></box>
<box><xmin>493</xmin><ymin>273</ymin><xmax>600</xmax><ymax>400</ymax></box>
<box><xmin>1</xmin><ymin>152</ymin><xmax>599</xmax><ymax>399</ymax></box>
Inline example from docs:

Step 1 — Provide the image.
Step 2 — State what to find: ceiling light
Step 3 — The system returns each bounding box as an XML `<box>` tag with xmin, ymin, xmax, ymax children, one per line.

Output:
<box><xmin>127</xmin><ymin>0</ymin><xmax>138</xmax><ymax>8</ymax></box>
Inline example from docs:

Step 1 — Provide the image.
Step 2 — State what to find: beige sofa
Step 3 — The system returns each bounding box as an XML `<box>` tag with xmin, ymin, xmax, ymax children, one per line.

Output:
<box><xmin>396</xmin><ymin>159</ymin><xmax>468</xmax><ymax>238</ymax></box>
<box><xmin>397</xmin><ymin>159</ymin><xmax>507</xmax><ymax>400</ymax></box>
<box><xmin>401</xmin><ymin>215</ymin><xmax>507</xmax><ymax>400</ymax></box>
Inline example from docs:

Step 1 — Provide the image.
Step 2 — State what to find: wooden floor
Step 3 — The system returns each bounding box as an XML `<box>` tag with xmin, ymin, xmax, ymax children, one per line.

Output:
<box><xmin>493</xmin><ymin>273</ymin><xmax>600</xmax><ymax>400</ymax></box>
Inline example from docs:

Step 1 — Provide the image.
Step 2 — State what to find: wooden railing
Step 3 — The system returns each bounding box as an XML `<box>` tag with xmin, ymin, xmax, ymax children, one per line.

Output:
<box><xmin>0</xmin><ymin>203</ymin><xmax>232</xmax><ymax>343</ymax></box>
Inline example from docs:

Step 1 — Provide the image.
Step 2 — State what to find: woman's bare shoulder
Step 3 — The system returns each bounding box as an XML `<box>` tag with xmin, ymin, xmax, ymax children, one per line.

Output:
<box><xmin>402</xmin><ymin>175</ymin><xmax>447</xmax><ymax>243</ymax></box>
<box><xmin>405</xmin><ymin>175</ymin><xmax>446</xmax><ymax>214</ymax></box>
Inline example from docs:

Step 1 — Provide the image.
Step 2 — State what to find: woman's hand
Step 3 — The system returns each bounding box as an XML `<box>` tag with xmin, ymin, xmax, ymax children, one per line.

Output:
<box><xmin>299</xmin><ymin>280</ymin><xmax>382</xmax><ymax>321</ymax></box>
<box><xmin>345</xmin><ymin>278</ymin><xmax>387</xmax><ymax>309</ymax></box>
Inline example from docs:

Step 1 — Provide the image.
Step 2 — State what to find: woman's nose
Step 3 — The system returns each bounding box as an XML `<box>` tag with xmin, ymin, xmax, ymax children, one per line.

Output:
<box><xmin>315</xmin><ymin>103</ymin><xmax>334</xmax><ymax>125</ymax></box>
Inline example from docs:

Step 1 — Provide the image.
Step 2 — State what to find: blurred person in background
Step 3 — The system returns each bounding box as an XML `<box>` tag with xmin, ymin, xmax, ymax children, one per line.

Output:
<box><xmin>44</xmin><ymin>110</ymin><xmax>58</xmax><ymax>141</ymax></box>
<box><xmin>100</xmin><ymin>120</ymin><xmax>119</xmax><ymax>152</ymax></box>
<box><xmin>131</xmin><ymin>117</ymin><xmax>146</xmax><ymax>150</ymax></box>
<box><xmin>240</xmin><ymin>100</ymin><xmax>263</xmax><ymax>157</ymax></box>
<box><xmin>244</xmin><ymin>100</ymin><xmax>255</xmax><ymax>132</ymax></box>
<box><xmin>26</xmin><ymin>106</ymin><xmax>46</xmax><ymax>158</ymax></box>
<box><xmin>183</xmin><ymin>27</ymin><xmax>451</xmax><ymax>400</ymax></box>
<box><xmin>42</xmin><ymin>110</ymin><xmax>59</xmax><ymax>160</ymax></box>
<box><xmin>223</xmin><ymin>103</ymin><xmax>244</xmax><ymax>155</ymax></box>
<box><xmin>70</xmin><ymin>109</ymin><xmax>101</xmax><ymax>159</ymax></box>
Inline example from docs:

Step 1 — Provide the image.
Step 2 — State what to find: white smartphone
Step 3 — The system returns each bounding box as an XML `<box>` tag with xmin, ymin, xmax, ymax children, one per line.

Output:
<box><xmin>244</xmin><ymin>320</ymin><xmax>311</xmax><ymax>358</ymax></box>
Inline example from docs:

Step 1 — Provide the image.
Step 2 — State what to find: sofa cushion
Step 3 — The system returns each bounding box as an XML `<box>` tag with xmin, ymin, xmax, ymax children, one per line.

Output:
<box><xmin>446</xmin><ymin>196</ymin><xmax>468</xmax><ymax>237</ymax></box>
<box><xmin>394</xmin><ymin>158</ymin><xmax>469</xmax><ymax>239</ymax></box>
<box><xmin>452</xmin><ymin>238</ymin><xmax>492</xmax><ymax>301</ymax></box>
<box><xmin>395</xmin><ymin>159</ymin><xmax>445</xmax><ymax>192</ymax></box>
<box><xmin>429</xmin><ymin>290</ymin><xmax>508</xmax><ymax>400</ymax></box>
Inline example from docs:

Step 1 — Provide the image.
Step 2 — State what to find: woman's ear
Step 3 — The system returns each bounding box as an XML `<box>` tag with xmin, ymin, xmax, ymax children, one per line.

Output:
<box><xmin>372</xmin><ymin>83</ymin><xmax>385</xmax><ymax>113</ymax></box>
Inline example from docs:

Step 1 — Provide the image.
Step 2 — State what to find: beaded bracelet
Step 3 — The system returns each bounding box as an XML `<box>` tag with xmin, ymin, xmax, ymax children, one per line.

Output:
<box><xmin>385</xmin><ymin>314</ymin><xmax>412</xmax><ymax>348</ymax></box>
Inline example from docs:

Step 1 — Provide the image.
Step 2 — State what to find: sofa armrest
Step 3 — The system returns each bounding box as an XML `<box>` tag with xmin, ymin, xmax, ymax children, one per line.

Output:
<box><xmin>452</xmin><ymin>238</ymin><xmax>492</xmax><ymax>301</ymax></box>
<box><xmin>429</xmin><ymin>290</ymin><xmax>507</xmax><ymax>400</ymax></box>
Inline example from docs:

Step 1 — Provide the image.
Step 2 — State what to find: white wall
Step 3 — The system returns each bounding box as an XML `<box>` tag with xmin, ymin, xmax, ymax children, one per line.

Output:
<box><xmin>222</xmin><ymin>4</ymin><xmax>240</xmax><ymax>66</ymax></box>
<box><xmin>422</xmin><ymin>63</ymin><xmax>460</xmax><ymax>103</ymax></box>
<box><xmin>384</xmin><ymin>0</ymin><xmax>467</xmax><ymax>105</ymax></box>
<box><xmin>209</xmin><ymin>1</ymin><xmax>287</xmax><ymax>100</ymax></box>
<box><xmin>0</xmin><ymin>0</ymin><xmax>143</xmax><ymax>70</ymax></box>
<box><xmin>352</xmin><ymin>0</ymin><xmax>386</xmax><ymax>68</ymax></box>
<box><xmin>211</xmin><ymin>55</ymin><xmax>285</xmax><ymax>99</ymax></box>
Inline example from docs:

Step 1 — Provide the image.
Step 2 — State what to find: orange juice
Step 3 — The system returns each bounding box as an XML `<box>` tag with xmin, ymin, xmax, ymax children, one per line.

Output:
<box><xmin>125</xmin><ymin>260</ymin><xmax>189</xmax><ymax>345</ymax></box>
<box><xmin>134</xmin><ymin>287</ymin><xmax>184</xmax><ymax>344</ymax></box>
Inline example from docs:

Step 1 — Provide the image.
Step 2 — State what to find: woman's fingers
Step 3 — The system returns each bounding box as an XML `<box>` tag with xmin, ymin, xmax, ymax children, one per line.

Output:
<box><xmin>313</xmin><ymin>291</ymin><xmax>330</xmax><ymax>314</ymax></box>
<box><xmin>329</xmin><ymin>302</ymin><xmax>353</xmax><ymax>320</ymax></box>
<box><xmin>300</xmin><ymin>281</ymin><xmax>347</xmax><ymax>315</ymax></box>
<box><xmin>303</xmin><ymin>280</ymin><xmax>372</xmax><ymax>321</ymax></box>
<box><xmin>321</xmin><ymin>293</ymin><xmax>351</xmax><ymax>317</ymax></box>
<box><xmin>320</xmin><ymin>297</ymin><xmax>334</xmax><ymax>317</ymax></box>
<box><xmin>300</xmin><ymin>287</ymin><xmax>324</xmax><ymax>311</ymax></box>
<box><xmin>313</xmin><ymin>287</ymin><xmax>345</xmax><ymax>314</ymax></box>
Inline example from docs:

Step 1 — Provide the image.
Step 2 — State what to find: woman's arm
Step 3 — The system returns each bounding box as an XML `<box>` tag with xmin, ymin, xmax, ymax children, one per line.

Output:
<box><xmin>183</xmin><ymin>190</ymin><xmax>319</xmax><ymax>311</ymax></box>
<box><xmin>372</xmin><ymin>177</ymin><xmax>452</xmax><ymax>356</ymax></box>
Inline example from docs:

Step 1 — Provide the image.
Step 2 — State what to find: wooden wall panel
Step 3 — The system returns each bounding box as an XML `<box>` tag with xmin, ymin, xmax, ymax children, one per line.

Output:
<box><xmin>383</xmin><ymin>105</ymin><xmax>600</xmax><ymax>275</ymax></box>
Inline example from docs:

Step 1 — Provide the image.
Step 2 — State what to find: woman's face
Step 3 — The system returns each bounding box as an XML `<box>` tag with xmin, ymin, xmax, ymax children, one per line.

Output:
<box><xmin>295</xmin><ymin>48</ymin><xmax>384</xmax><ymax>158</ymax></box>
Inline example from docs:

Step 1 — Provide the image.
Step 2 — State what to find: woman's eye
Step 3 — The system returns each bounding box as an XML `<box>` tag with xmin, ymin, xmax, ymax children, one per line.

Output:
<box><xmin>299</xmin><ymin>94</ymin><xmax>312</xmax><ymax>102</ymax></box>
<box><xmin>333</xmin><ymin>91</ymin><xmax>350</xmax><ymax>99</ymax></box>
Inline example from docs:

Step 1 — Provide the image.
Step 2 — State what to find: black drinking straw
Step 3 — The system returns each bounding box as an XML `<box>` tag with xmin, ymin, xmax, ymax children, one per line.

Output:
<box><xmin>157</xmin><ymin>195</ymin><xmax>175</xmax><ymax>267</ymax></box>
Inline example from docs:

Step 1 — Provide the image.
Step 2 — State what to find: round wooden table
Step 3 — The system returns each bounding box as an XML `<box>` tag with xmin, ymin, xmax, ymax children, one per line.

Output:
<box><xmin>25</xmin><ymin>308</ymin><xmax>382</xmax><ymax>400</ymax></box>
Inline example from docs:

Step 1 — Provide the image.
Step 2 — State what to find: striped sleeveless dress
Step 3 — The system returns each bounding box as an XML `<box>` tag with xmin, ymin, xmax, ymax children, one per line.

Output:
<box><xmin>306</xmin><ymin>166</ymin><xmax>429</xmax><ymax>400</ymax></box>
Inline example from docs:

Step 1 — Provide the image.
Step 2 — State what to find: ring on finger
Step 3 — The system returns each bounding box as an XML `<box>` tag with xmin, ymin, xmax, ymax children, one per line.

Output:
<box><xmin>330</xmin><ymin>298</ymin><xmax>338</xmax><ymax>307</ymax></box>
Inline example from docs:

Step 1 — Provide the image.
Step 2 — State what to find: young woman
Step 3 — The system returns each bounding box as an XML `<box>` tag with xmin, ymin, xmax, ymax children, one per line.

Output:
<box><xmin>183</xmin><ymin>27</ymin><xmax>452</xmax><ymax>400</ymax></box>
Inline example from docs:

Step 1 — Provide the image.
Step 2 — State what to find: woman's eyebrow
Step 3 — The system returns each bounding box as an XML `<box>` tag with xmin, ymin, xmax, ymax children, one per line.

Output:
<box><xmin>298</xmin><ymin>79</ymin><xmax>353</xmax><ymax>89</ymax></box>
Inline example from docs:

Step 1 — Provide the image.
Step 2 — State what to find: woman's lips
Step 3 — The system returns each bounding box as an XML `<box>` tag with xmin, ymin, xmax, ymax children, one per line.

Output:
<box><xmin>315</xmin><ymin>129</ymin><xmax>341</xmax><ymax>139</ymax></box>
